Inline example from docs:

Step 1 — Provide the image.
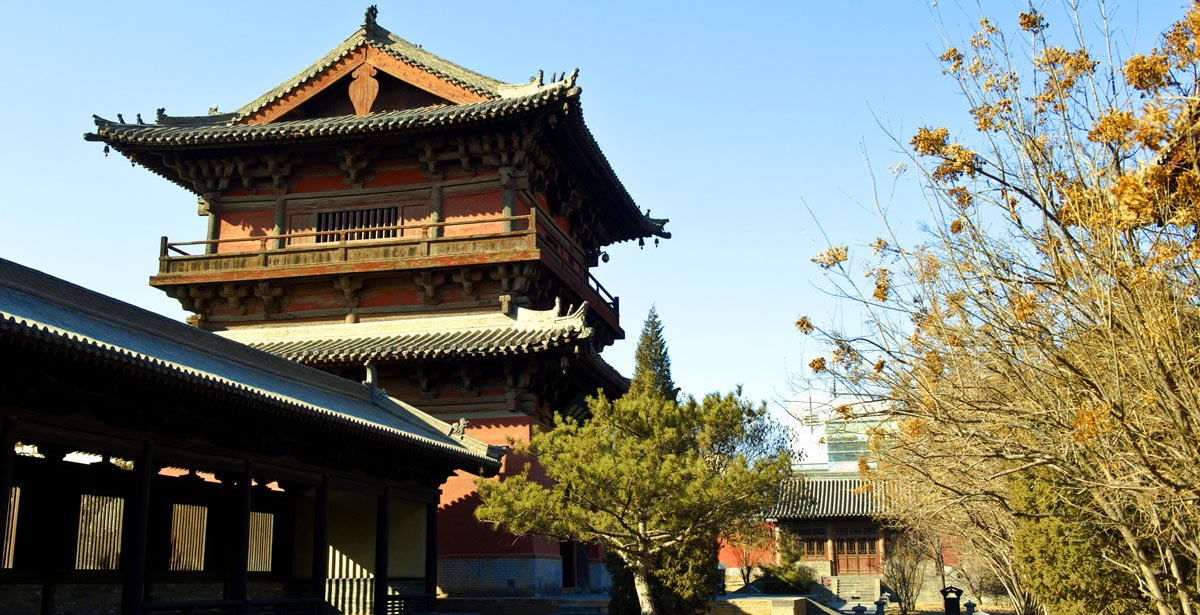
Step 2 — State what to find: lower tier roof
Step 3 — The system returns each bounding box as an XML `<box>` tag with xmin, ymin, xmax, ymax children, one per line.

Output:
<box><xmin>0</xmin><ymin>258</ymin><xmax>501</xmax><ymax>473</ymax></box>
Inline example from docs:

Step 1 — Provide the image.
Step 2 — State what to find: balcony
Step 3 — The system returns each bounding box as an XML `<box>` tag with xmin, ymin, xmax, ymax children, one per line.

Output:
<box><xmin>152</xmin><ymin>209</ymin><xmax>619</xmax><ymax>326</ymax></box>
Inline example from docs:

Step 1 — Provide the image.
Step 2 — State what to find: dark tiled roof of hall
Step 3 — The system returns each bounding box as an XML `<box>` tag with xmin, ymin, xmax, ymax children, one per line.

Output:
<box><xmin>770</xmin><ymin>476</ymin><xmax>885</xmax><ymax>519</ymax></box>
<box><xmin>0</xmin><ymin>257</ymin><xmax>501</xmax><ymax>472</ymax></box>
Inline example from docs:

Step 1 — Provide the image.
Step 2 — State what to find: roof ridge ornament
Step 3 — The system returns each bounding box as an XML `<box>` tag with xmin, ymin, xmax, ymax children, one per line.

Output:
<box><xmin>364</xmin><ymin>5</ymin><xmax>379</xmax><ymax>30</ymax></box>
<box><xmin>363</xmin><ymin>359</ymin><xmax>378</xmax><ymax>386</ymax></box>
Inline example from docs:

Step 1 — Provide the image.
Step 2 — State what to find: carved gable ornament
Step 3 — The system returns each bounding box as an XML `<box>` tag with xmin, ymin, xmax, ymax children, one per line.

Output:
<box><xmin>239</xmin><ymin>44</ymin><xmax>490</xmax><ymax>126</ymax></box>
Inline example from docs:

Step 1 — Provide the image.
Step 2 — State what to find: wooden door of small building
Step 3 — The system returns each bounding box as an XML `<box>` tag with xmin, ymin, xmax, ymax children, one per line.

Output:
<box><xmin>833</xmin><ymin>525</ymin><xmax>880</xmax><ymax>575</ymax></box>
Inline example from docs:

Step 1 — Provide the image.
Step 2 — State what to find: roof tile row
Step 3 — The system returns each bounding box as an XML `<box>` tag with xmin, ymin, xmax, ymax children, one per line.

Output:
<box><xmin>770</xmin><ymin>476</ymin><xmax>885</xmax><ymax>519</ymax></box>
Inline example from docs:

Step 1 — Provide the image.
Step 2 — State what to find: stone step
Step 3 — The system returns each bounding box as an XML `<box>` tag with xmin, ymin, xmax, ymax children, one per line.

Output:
<box><xmin>833</xmin><ymin>576</ymin><xmax>880</xmax><ymax>602</ymax></box>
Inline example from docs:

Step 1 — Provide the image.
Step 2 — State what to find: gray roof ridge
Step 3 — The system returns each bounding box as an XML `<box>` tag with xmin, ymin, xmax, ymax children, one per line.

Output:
<box><xmin>379</xmin><ymin>394</ymin><xmax>498</xmax><ymax>458</ymax></box>
<box><xmin>370</xmin><ymin>24</ymin><xmax>509</xmax><ymax>96</ymax></box>
<box><xmin>231</xmin><ymin>27</ymin><xmax>372</xmax><ymax>122</ymax></box>
<box><xmin>230</xmin><ymin>14</ymin><xmax>544</xmax><ymax>123</ymax></box>
<box><xmin>371</xmin><ymin>392</ymin><xmax>497</xmax><ymax>459</ymax></box>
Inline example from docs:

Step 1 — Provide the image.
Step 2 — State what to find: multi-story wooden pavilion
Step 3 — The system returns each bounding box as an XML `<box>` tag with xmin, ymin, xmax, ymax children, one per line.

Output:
<box><xmin>85</xmin><ymin>7</ymin><xmax>668</xmax><ymax>597</ymax></box>
<box><xmin>0</xmin><ymin>257</ymin><xmax>502</xmax><ymax>615</ymax></box>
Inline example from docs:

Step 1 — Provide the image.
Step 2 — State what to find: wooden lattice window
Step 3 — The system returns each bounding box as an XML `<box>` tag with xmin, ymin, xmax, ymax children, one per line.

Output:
<box><xmin>76</xmin><ymin>494</ymin><xmax>124</xmax><ymax>570</ymax></box>
<box><xmin>316</xmin><ymin>207</ymin><xmax>399</xmax><ymax>242</ymax></box>
<box><xmin>248</xmin><ymin>511</ymin><xmax>274</xmax><ymax>572</ymax></box>
<box><xmin>169</xmin><ymin>503</ymin><xmax>207</xmax><ymax>571</ymax></box>
<box><xmin>791</xmin><ymin>526</ymin><xmax>827</xmax><ymax>558</ymax></box>
<box><xmin>2</xmin><ymin>487</ymin><xmax>17</xmax><ymax>569</ymax></box>
<box><xmin>835</xmin><ymin>526</ymin><xmax>878</xmax><ymax>555</ymax></box>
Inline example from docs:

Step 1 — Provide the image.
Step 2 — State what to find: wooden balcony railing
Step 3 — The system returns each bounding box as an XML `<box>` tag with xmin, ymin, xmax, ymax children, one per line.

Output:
<box><xmin>155</xmin><ymin>209</ymin><xmax>618</xmax><ymax>317</ymax></box>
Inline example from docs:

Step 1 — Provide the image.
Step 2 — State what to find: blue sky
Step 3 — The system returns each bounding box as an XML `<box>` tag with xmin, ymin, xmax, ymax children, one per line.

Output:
<box><xmin>0</xmin><ymin>1</ymin><xmax>1185</xmax><ymax>413</ymax></box>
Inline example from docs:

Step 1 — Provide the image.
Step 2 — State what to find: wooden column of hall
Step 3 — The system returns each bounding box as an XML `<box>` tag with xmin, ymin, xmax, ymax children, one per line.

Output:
<box><xmin>0</xmin><ymin>417</ymin><xmax>16</xmax><ymax>567</ymax></box>
<box><xmin>39</xmin><ymin>444</ymin><xmax>76</xmax><ymax>615</ymax></box>
<box><xmin>120</xmin><ymin>442</ymin><xmax>154</xmax><ymax>615</ymax></box>
<box><xmin>424</xmin><ymin>501</ymin><xmax>437</xmax><ymax>595</ymax></box>
<box><xmin>230</xmin><ymin>460</ymin><xmax>252</xmax><ymax>602</ymax></box>
<box><xmin>373</xmin><ymin>486</ymin><xmax>389</xmax><ymax>615</ymax></box>
<box><xmin>312</xmin><ymin>475</ymin><xmax>329</xmax><ymax>601</ymax></box>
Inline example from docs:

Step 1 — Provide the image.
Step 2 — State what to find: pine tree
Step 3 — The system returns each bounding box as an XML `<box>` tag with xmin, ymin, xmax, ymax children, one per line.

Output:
<box><xmin>627</xmin><ymin>306</ymin><xmax>676</xmax><ymax>401</ymax></box>
<box><xmin>476</xmin><ymin>308</ymin><xmax>792</xmax><ymax>615</ymax></box>
<box><xmin>615</xmin><ymin>307</ymin><xmax>704</xmax><ymax>612</ymax></box>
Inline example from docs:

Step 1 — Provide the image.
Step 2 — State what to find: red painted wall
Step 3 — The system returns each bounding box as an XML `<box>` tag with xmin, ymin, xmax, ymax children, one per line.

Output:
<box><xmin>443</xmin><ymin>192</ymin><xmax>504</xmax><ymax>237</ymax></box>
<box><xmin>718</xmin><ymin>522</ymin><xmax>777</xmax><ymax>568</ymax></box>
<box><xmin>216</xmin><ymin>209</ymin><xmax>275</xmax><ymax>254</ymax></box>
<box><xmin>439</xmin><ymin>416</ymin><xmax>559</xmax><ymax>559</ymax></box>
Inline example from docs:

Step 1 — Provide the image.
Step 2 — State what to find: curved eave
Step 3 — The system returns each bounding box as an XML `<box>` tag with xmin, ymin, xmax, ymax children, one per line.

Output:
<box><xmin>557</xmin><ymin>98</ymin><xmax>671</xmax><ymax>244</ymax></box>
<box><xmin>265</xmin><ymin>335</ymin><xmax>583</xmax><ymax>367</ymax></box>
<box><xmin>244</xmin><ymin>305</ymin><xmax>594</xmax><ymax>368</ymax></box>
<box><xmin>0</xmin><ymin>314</ymin><xmax>502</xmax><ymax>474</ymax></box>
<box><xmin>86</xmin><ymin>85</ymin><xmax>575</xmax><ymax>151</ymax></box>
<box><xmin>578</xmin><ymin>347</ymin><xmax>630</xmax><ymax>397</ymax></box>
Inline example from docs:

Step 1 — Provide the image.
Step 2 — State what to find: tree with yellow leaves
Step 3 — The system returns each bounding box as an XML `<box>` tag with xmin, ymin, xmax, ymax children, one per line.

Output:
<box><xmin>801</xmin><ymin>5</ymin><xmax>1200</xmax><ymax>615</ymax></box>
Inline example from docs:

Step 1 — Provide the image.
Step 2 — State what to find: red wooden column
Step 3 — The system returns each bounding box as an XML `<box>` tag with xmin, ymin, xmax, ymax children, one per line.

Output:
<box><xmin>311</xmin><ymin>475</ymin><xmax>329</xmax><ymax>601</ymax></box>
<box><xmin>0</xmin><ymin>417</ymin><xmax>16</xmax><ymax>567</ymax></box>
<box><xmin>373</xmin><ymin>486</ymin><xmax>389</xmax><ymax>615</ymax></box>
<box><xmin>120</xmin><ymin>442</ymin><xmax>154</xmax><ymax>615</ymax></box>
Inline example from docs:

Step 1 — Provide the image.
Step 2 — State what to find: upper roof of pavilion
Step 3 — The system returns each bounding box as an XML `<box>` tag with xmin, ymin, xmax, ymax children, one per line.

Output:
<box><xmin>0</xmin><ymin>257</ymin><xmax>503</xmax><ymax>474</ymax></box>
<box><xmin>83</xmin><ymin>7</ymin><xmax>669</xmax><ymax>245</ymax></box>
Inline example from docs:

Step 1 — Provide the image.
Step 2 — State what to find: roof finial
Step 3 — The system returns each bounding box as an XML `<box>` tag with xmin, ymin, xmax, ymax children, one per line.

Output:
<box><xmin>364</xmin><ymin>5</ymin><xmax>378</xmax><ymax>29</ymax></box>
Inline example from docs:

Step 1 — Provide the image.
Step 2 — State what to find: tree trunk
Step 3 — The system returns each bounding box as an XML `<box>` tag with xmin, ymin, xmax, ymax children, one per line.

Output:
<box><xmin>632</xmin><ymin>562</ymin><xmax>657</xmax><ymax>615</ymax></box>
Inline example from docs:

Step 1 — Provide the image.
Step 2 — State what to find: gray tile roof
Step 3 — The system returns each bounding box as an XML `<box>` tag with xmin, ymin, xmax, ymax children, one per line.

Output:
<box><xmin>216</xmin><ymin>302</ymin><xmax>594</xmax><ymax>365</ymax></box>
<box><xmin>770</xmin><ymin>476</ymin><xmax>885</xmax><ymax>520</ymax></box>
<box><xmin>0</xmin><ymin>258</ymin><xmax>501</xmax><ymax>473</ymax></box>
<box><xmin>86</xmin><ymin>82</ymin><xmax>577</xmax><ymax>149</ymax></box>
